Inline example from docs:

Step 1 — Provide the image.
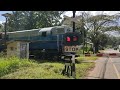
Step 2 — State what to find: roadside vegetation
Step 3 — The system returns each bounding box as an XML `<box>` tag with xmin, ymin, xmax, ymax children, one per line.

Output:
<box><xmin>0</xmin><ymin>55</ymin><xmax>95</xmax><ymax>79</ymax></box>
<box><xmin>76</xmin><ymin>56</ymin><xmax>98</xmax><ymax>62</ymax></box>
<box><xmin>1</xmin><ymin>11</ymin><xmax>120</xmax><ymax>79</ymax></box>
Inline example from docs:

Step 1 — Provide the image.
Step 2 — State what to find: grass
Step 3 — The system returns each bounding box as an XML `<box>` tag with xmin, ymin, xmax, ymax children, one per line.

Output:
<box><xmin>1</xmin><ymin>62</ymin><xmax>69</xmax><ymax>79</ymax></box>
<box><xmin>76</xmin><ymin>56</ymin><xmax>98</xmax><ymax>63</ymax></box>
<box><xmin>0</xmin><ymin>57</ymin><xmax>37</xmax><ymax>77</ymax></box>
<box><xmin>76</xmin><ymin>63</ymin><xmax>95</xmax><ymax>79</ymax></box>
<box><xmin>0</xmin><ymin>57</ymin><xmax>95</xmax><ymax>79</ymax></box>
<box><xmin>76</xmin><ymin>56</ymin><xmax>98</xmax><ymax>61</ymax></box>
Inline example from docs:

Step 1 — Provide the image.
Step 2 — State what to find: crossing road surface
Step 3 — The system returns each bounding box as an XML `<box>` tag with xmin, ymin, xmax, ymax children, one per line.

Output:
<box><xmin>86</xmin><ymin>49</ymin><xmax>120</xmax><ymax>79</ymax></box>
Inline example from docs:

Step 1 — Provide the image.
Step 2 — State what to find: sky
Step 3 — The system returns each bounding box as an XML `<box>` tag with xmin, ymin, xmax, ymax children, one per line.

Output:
<box><xmin>62</xmin><ymin>11</ymin><xmax>120</xmax><ymax>17</ymax></box>
<box><xmin>0</xmin><ymin>11</ymin><xmax>120</xmax><ymax>36</ymax></box>
<box><xmin>0</xmin><ymin>11</ymin><xmax>12</xmax><ymax>24</ymax></box>
<box><xmin>0</xmin><ymin>11</ymin><xmax>120</xmax><ymax>24</ymax></box>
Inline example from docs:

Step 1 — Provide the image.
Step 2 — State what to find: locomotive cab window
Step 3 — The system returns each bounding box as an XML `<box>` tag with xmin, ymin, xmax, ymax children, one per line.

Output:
<box><xmin>42</xmin><ymin>32</ymin><xmax>47</xmax><ymax>37</ymax></box>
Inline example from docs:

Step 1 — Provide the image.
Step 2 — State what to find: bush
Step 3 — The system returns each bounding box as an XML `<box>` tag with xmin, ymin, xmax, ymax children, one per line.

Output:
<box><xmin>0</xmin><ymin>51</ymin><xmax>6</xmax><ymax>58</ymax></box>
<box><xmin>0</xmin><ymin>57</ymin><xmax>95</xmax><ymax>79</ymax></box>
<box><xmin>0</xmin><ymin>57</ymin><xmax>37</xmax><ymax>77</ymax></box>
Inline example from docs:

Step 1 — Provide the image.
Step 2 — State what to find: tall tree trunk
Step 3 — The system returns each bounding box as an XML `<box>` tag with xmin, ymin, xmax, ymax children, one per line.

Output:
<box><xmin>86</xmin><ymin>42</ymin><xmax>87</xmax><ymax>52</ymax></box>
<box><xmin>94</xmin><ymin>43</ymin><xmax>99</xmax><ymax>53</ymax></box>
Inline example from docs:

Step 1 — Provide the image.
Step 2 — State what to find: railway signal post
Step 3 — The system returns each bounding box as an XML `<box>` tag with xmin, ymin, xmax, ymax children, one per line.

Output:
<box><xmin>62</xmin><ymin>54</ymin><xmax>76</xmax><ymax>78</ymax></box>
<box><xmin>62</xmin><ymin>11</ymin><xmax>82</xmax><ymax>78</ymax></box>
<box><xmin>62</xmin><ymin>32</ymin><xmax>81</xmax><ymax>78</ymax></box>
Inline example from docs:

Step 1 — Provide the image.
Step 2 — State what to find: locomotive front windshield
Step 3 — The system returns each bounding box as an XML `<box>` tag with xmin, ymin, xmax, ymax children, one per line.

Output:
<box><xmin>57</xmin><ymin>28</ymin><xmax>64</xmax><ymax>34</ymax></box>
<box><xmin>52</xmin><ymin>27</ymin><xmax>64</xmax><ymax>35</ymax></box>
<box><xmin>52</xmin><ymin>26</ymin><xmax>73</xmax><ymax>35</ymax></box>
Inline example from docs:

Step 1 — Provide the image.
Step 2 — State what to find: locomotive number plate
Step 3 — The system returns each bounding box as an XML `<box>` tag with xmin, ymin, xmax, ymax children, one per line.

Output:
<box><xmin>64</xmin><ymin>46</ymin><xmax>80</xmax><ymax>52</ymax></box>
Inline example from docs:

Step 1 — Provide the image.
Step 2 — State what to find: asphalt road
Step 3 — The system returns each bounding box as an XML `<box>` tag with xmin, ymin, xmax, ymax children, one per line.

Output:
<box><xmin>86</xmin><ymin>49</ymin><xmax>120</xmax><ymax>79</ymax></box>
<box><xmin>104</xmin><ymin>49</ymin><xmax>120</xmax><ymax>53</ymax></box>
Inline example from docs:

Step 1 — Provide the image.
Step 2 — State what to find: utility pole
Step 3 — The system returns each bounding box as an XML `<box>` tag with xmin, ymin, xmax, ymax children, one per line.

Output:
<box><xmin>2</xmin><ymin>13</ymin><xmax>11</xmax><ymax>52</ymax></box>
<box><xmin>82</xmin><ymin>12</ymin><xmax>85</xmax><ymax>54</ymax></box>
<box><xmin>72</xmin><ymin>11</ymin><xmax>76</xmax><ymax>78</ymax></box>
<box><xmin>2</xmin><ymin>14</ymin><xmax>8</xmax><ymax>46</ymax></box>
<box><xmin>73</xmin><ymin>11</ymin><xmax>76</xmax><ymax>32</ymax></box>
<box><xmin>62</xmin><ymin>11</ymin><xmax>77</xmax><ymax>79</ymax></box>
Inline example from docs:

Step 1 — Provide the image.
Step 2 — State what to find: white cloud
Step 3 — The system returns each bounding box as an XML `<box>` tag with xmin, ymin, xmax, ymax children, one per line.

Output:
<box><xmin>93</xmin><ymin>11</ymin><xmax>120</xmax><ymax>15</ymax></box>
<box><xmin>0</xmin><ymin>21</ymin><xmax>5</xmax><ymax>24</ymax></box>
<box><xmin>64</xmin><ymin>11</ymin><xmax>73</xmax><ymax>17</ymax></box>
<box><xmin>63</xmin><ymin>11</ymin><xmax>120</xmax><ymax>17</ymax></box>
<box><xmin>104</xmin><ymin>11</ymin><xmax>120</xmax><ymax>15</ymax></box>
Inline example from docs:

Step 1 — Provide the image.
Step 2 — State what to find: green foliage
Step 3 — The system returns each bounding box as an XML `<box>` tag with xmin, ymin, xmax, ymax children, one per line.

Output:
<box><xmin>6</xmin><ymin>11</ymin><xmax>64</xmax><ymax>32</ymax></box>
<box><xmin>0</xmin><ymin>24</ymin><xmax>4</xmax><ymax>32</ymax></box>
<box><xmin>0</xmin><ymin>57</ymin><xmax>36</xmax><ymax>77</ymax></box>
<box><xmin>0</xmin><ymin>51</ymin><xmax>6</xmax><ymax>58</ymax></box>
<box><xmin>63</xmin><ymin>12</ymin><xmax>120</xmax><ymax>53</ymax></box>
<box><xmin>0</xmin><ymin>57</ymin><xmax>95</xmax><ymax>79</ymax></box>
<box><xmin>0</xmin><ymin>60</ymin><xmax>68</xmax><ymax>79</ymax></box>
<box><xmin>86</xmin><ymin>14</ymin><xmax>120</xmax><ymax>53</ymax></box>
<box><xmin>76</xmin><ymin>56</ymin><xmax>98</xmax><ymax>63</ymax></box>
<box><xmin>76</xmin><ymin>63</ymin><xmax>95</xmax><ymax>78</ymax></box>
<box><xmin>107</xmin><ymin>36</ymin><xmax>120</xmax><ymax>47</ymax></box>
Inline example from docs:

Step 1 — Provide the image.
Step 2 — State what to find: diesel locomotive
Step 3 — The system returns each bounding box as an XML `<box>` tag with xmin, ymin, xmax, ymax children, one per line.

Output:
<box><xmin>0</xmin><ymin>25</ymin><xmax>81</xmax><ymax>60</ymax></box>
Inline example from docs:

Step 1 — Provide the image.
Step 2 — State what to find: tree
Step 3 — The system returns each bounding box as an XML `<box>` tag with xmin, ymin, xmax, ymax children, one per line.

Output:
<box><xmin>87</xmin><ymin>14</ymin><xmax>120</xmax><ymax>53</ymax></box>
<box><xmin>107</xmin><ymin>36</ymin><xmax>120</xmax><ymax>48</ymax></box>
<box><xmin>0</xmin><ymin>24</ymin><xmax>4</xmax><ymax>32</ymax></box>
<box><xmin>6</xmin><ymin>11</ymin><xmax>65</xmax><ymax>32</ymax></box>
<box><xmin>98</xmin><ymin>33</ymin><xmax>109</xmax><ymax>49</ymax></box>
<box><xmin>62</xmin><ymin>11</ymin><xmax>120</xmax><ymax>53</ymax></box>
